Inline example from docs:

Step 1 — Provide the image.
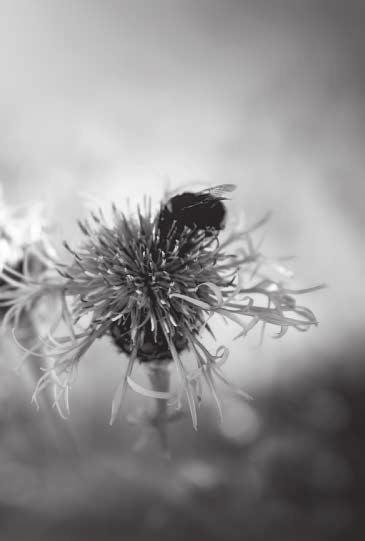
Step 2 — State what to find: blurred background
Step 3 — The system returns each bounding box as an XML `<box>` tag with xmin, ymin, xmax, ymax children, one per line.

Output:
<box><xmin>0</xmin><ymin>1</ymin><xmax>364</xmax><ymax>539</ymax></box>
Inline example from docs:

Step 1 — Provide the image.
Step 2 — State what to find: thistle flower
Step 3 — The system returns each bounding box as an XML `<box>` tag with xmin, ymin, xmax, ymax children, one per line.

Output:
<box><xmin>0</xmin><ymin>187</ymin><xmax>57</xmax><ymax>324</ymax></box>
<box><xmin>0</xmin><ymin>187</ymin><xmax>58</xmax><ymax>328</ymax></box>
<box><xmin>0</xmin><ymin>187</ymin><xmax>65</xmax><ymax>427</ymax></box>
<box><xmin>0</xmin><ymin>185</ymin><xmax>323</xmax><ymax>432</ymax></box>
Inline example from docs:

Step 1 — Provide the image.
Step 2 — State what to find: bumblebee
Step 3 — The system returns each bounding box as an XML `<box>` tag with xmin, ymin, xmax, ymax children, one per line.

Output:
<box><xmin>158</xmin><ymin>184</ymin><xmax>236</xmax><ymax>240</ymax></box>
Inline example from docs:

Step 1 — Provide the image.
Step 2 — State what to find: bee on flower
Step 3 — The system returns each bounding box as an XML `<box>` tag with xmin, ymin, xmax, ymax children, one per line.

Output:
<box><xmin>0</xmin><ymin>184</ymin><xmax>323</xmax><ymax>436</ymax></box>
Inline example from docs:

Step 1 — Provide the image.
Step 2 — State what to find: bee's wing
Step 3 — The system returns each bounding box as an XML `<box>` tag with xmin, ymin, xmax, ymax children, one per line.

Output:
<box><xmin>207</xmin><ymin>184</ymin><xmax>237</xmax><ymax>198</ymax></box>
<box><xmin>163</xmin><ymin>182</ymin><xmax>209</xmax><ymax>202</ymax></box>
<box><xmin>182</xmin><ymin>184</ymin><xmax>237</xmax><ymax>210</ymax></box>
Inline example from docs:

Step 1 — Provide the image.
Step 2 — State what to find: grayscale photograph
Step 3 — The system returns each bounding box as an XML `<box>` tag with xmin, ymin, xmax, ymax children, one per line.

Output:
<box><xmin>0</xmin><ymin>1</ymin><xmax>364</xmax><ymax>540</ymax></box>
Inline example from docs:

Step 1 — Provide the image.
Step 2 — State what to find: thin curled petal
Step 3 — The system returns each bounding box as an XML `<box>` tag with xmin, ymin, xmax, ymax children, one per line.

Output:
<box><xmin>127</xmin><ymin>376</ymin><xmax>174</xmax><ymax>400</ymax></box>
<box><xmin>109</xmin><ymin>348</ymin><xmax>137</xmax><ymax>425</ymax></box>
<box><xmin>195</xmin><ymin>282</ymin><xmax>224</xmax><ymax>308</ymax></box>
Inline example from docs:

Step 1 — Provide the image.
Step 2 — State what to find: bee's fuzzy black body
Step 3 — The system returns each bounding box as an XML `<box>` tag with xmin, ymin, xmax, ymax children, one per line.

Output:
<box><xmin>158</xmin><ymin>191</ymin><xmax>226</xmax><ymax>241</ymax></box>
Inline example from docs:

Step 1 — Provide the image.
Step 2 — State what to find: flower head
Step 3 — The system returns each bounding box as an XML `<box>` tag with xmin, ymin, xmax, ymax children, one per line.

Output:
<box><xmin>0</xmin><ymin>188</ymin><xmax>57</xmax><ymax>328</ymax></box>
<box><xmin>0</xmin><ymin>186</ymin><xmax>323</xmax><ymax>429</ymax></box>
<box><xmin>0</xmin><ymin>187</ymin><xmax>51</xmax><ymax>270</ymax></box>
